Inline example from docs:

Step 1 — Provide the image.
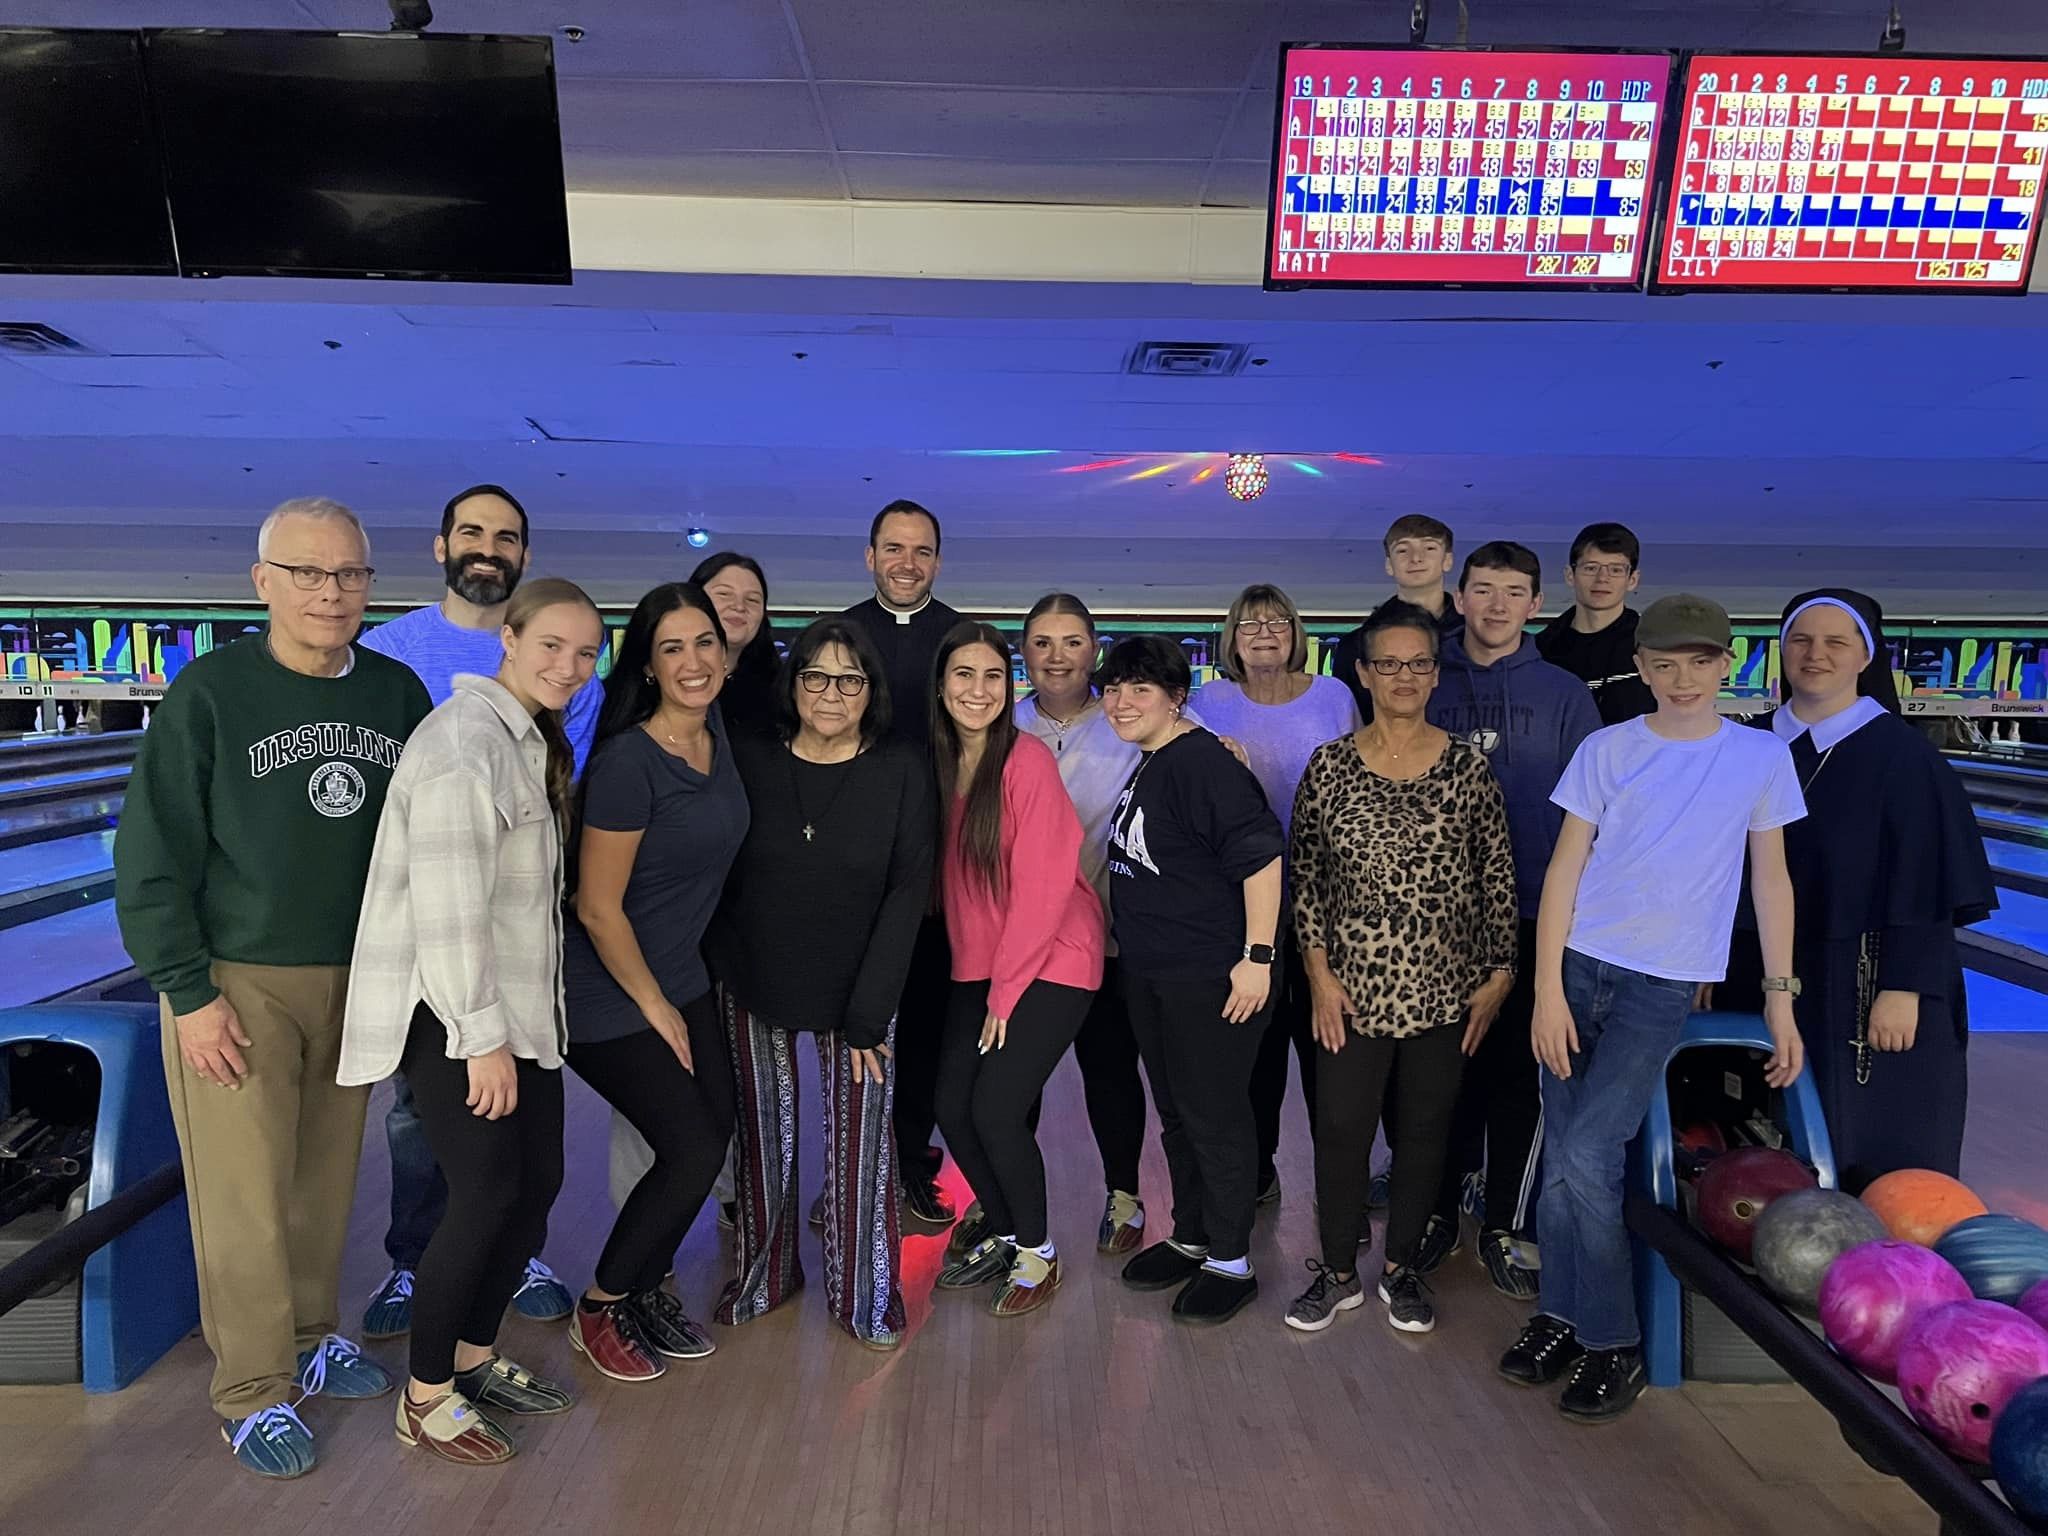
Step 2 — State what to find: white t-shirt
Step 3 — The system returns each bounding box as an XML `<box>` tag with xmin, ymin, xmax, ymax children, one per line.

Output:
<box><xmin>1551</xmin><ymin>716</ymin><xmax>1805</xmax><ymax>982</ymax></box>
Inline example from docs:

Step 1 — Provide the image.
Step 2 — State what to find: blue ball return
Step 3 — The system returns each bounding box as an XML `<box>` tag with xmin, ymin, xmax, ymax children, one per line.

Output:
<box><xmin>1626</xmin><ymin>1009</ymin><xmax>1837</xmax><ymax>1389</ymax></box>
<box><xmin>0</xmin><ymin>1003</ymin><xmax>196</xmax><ymax>1391</ymax></box>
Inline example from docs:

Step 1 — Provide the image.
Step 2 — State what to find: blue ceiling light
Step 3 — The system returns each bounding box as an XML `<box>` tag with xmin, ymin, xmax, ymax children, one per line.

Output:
<box><xmin>685</xmin><ymin>527</ymin><xmax>710</xmax><ymax>547</ymax></box>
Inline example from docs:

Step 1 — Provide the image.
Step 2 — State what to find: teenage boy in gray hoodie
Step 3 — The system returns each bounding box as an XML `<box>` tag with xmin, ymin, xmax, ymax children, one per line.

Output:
<box><xmin>1416</xmin><ymin>541</ymin><xmax>1600</xmax><ymax>1296</ymax></box>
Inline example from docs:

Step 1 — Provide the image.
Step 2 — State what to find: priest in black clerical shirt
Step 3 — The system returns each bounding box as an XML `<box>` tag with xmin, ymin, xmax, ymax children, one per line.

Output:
<box><xmin>842</xmin><ymin>499</ymin><xmax>962</xmax><ymax>1223</ymax></box>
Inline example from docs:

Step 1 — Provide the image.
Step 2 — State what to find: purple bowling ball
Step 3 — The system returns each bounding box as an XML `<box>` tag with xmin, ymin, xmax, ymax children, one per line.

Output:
<box><xmin>1896</xmin><ymin>1299</ymin><xmax>2048</xmax><ymax>1464</ymax></box>
<box><xmin>1819</xmin><ymin>1240</ymin><xmax>1974</xmax><ymax>1385</ymax></box>
<box><xmin>2021</xmin><ymin>1279</ymin><xmax>2048</xmax><ymax>1335</ymax></box>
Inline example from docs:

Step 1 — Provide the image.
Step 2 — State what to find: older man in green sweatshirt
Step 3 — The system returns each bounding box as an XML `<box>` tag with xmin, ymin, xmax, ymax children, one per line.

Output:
<box><xmin>114</xmin><ymin>497</ymin><xmax>431</xmax><ymax>1479</ymax></box>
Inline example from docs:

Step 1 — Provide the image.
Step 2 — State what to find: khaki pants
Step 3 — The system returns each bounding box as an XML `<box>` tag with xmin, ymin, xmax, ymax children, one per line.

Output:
<box><xmin>160</xmin><ymin>961</ymin><xmax>369</xmax><ymax>1418</ymax></box>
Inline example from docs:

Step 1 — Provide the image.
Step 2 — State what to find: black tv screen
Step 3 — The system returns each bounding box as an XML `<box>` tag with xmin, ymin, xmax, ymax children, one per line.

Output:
<box><xmin>0</xmin><ymin>28</ymin><xmax>175</xmax><ymax>274</ymax></box>
<box><xmin>144</xmin><ymin>29</ymin><xmax>571</xmax><ymax>283</ymax></box>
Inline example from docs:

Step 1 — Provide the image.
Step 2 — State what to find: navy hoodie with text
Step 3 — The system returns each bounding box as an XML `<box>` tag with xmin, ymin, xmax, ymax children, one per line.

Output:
<box><xmin>1426</xmin><ymin>633</ymin><xmax>1602</xmax><ymax>917</ymax></box>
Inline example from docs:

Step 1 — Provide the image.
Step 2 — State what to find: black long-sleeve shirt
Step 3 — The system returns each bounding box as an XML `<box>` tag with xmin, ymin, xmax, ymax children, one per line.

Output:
<box><xmin>842</xmin><ymin>594</ymin><xmax>962</xmax><ymax>751</ymax></box>
<box><xmin>705</xmin><ymin>735</ymin><xmax>934</xmax><ymax>1048</ymax></box>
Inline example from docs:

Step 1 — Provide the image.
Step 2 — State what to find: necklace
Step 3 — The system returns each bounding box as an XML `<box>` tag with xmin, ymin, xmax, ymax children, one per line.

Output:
<box><xmin>786</xmin><ymin>744</ymin><xmax>859</xmax><ymax>843</ymax></box>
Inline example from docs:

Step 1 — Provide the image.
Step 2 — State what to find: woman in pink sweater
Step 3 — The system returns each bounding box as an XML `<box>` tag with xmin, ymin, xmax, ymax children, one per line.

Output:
<box><xmin>928</xmin><ymin>621</ymin><xmax>1105</xmax><ymax>1316</ymax></box>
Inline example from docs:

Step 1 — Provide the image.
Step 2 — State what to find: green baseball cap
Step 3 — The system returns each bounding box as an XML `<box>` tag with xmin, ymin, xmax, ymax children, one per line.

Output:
<box><xmin>1637</xmin><ymin>593</ymin><xmax>1732</xmax><ymax>653</ymax></box>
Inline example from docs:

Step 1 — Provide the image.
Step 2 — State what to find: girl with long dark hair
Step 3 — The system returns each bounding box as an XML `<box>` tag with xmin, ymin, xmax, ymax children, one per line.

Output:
<box><xmin>562</xmin><ymin>582</ymin><xmax>749</xmax><ymax>1382</ymax></box>
<box><xmin>708</xmin><ymin>617</ymin><xmax>933</xmax><ymax>1349</ymax></box>
<box><xmin>689</xmin><ymin>551</ymin><xmax>778</xmax><ymax>736</ymax></box>
<box><xmin>341</xmin><ymin>577</ymin><xmax>604</xmax><ymax>1465</ymax></box>
<box><xmin>927</xmin><ymin>622</ymin><xmax>1104</xmax><ymax>1315</ymax></box>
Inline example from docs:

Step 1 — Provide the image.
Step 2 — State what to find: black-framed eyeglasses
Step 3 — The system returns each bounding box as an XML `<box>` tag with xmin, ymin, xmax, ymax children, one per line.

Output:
<box><xmin>264</xmin><ymin>560</ymin><xmax>374</xmax><ymax>592</ymax></box>
<box><xmin>797</xmin><ymin>669</ymin><xmax>868</xmax><ymax>696</ymax></box>
<box><xmin>1234</xmin><ymin>616</ymin><xmax>1294</xmax><ymax>636</ymax></box>
<box><xmin>1366</xmin><ymin>657</ymin><xmax>1439</xmax><ymax>676</ymax></box>
<box><xmin>1573</xmin><ymin>560</ymin><xmax>1633</xmax><ymax>580</ymax></box>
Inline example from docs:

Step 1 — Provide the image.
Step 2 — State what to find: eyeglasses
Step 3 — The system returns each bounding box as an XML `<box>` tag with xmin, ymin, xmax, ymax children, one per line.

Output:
<box><xmin>1366</xmin><ymin>657</ymin><xmax>1440</xmax><ymax>676</ymax></box>
<box><xmin>797</xmin><ymin>669</ymin><xmax>868</xmax><ymax>696</ymax></box>
<box><xmin>1574</xmin><ymin>560</ymin><xmax>1633</xmax><ymax>580</ymax></box>
<box><xmin>265</xmin><ymin>560</ymin><xmax>374</xmax><ymax>592</ymax></box>
<box><xmin>1234</xmin><ymin>617</ymin><xmax>1294</xmax><ymax>636</ymax></box>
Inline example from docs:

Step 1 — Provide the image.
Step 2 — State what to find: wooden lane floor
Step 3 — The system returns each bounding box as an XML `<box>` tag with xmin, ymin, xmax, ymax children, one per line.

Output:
<box><xmin>9</xmin><ymin>1036</ymin><xmax>2042</xmax><ymax>1535</ymax></box>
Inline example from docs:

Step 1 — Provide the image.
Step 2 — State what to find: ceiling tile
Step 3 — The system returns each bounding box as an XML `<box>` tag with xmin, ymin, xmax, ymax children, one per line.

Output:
<box><xmin>1203</xmin><ymin>161</ymin><xmax>1271</xmax><ymax>209</ymax></box>
<box><xmin>791</xmin><ymin>0</ymin><xmax>1277</xmax><ymax>90</ymax></box>
<box><xmin>817</xmin><ymin>84</ymin><xmax>1238</xmax><ymax>160</ymax></box>
<box><xmin>559</xmin><ymin>80</ymin><xmax>831</xmax><ymax>153</ymax></box>
<box><xmin>841</xmin><ymin>155</ymin><xmax>1209</xmax><ymax>206</ymax></box>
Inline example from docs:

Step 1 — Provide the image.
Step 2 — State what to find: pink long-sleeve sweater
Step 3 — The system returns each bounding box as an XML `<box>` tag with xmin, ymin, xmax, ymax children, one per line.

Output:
<box><xmin>942</xmin><ymin>731</ymin><xmax>1105</xmax><ymax>1019</ymax></box>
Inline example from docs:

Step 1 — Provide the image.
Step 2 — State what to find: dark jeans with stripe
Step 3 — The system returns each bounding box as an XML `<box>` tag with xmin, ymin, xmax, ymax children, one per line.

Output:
<box><xmin>1433</xmin><ymin>919</ymin><xmax>1543</xmax><ymax>1236</ymax></box>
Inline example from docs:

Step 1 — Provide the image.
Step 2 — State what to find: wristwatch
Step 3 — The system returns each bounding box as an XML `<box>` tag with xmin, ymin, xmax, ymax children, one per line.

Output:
<box><xmin>1243</xmin><ymin>943</ymin><xmax>1276</xmax><ymax>965</ymax></box>
<box><xmin>1761</xmin><ymin>976</ymin><xmax>1803</xmax><ymax>998</ymax></box>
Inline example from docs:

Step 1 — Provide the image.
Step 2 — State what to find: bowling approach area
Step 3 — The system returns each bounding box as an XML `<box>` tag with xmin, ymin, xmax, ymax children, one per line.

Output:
<box><xmin>0</xmin><ymin>1033</ymin><xmax>2041</xmax><ymax>1536</ymax></box>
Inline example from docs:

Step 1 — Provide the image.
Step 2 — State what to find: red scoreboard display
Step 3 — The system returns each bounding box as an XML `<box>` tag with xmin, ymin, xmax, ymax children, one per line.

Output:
<box><xmin>1658</xmin><ymin>54</ymin><xmax>2048</xmax><ymax>291</ymax></box>
<box><xmin>1267</xmin><ymin>47</ymin><xmax>1674</xmax><ymax>289</ymax></box>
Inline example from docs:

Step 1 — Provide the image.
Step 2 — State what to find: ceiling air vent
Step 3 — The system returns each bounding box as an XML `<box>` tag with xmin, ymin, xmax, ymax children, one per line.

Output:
<box><xmin>1125</xmin><ymin>340</ymin><xmax>1251</xmax><ymax>378</ymax></box>
<box><xmin>0</xmin><ymin>322</ymin><xmax>91</xmax><ymax>355</ymax></box>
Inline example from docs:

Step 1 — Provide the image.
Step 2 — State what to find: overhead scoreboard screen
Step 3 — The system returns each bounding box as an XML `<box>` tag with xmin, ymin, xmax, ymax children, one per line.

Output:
<box><xmin>1657</xmin><ymin>54</ymin><xmax>2048</xmax><ymax>291</ymax></box>
<box><xmin>1267</xmin><ymin>47</ymin><xmax>1674</xmax><ymax>289</ymax></box>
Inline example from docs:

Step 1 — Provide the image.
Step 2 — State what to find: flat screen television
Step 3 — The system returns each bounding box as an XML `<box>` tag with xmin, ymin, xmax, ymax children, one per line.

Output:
<box><xmin>0</xmin><ymin>28</ymin><xmax>176</xmax><ymax>275</ymax></box>
<box><xmin>1653</xmin><ymin>52</ymin><xmax>2048</xmax><ymax>292</ymax></box>
<box><xmin>144</xmin><ymin>28</ymin><xmax>571</xmax><ymax>283</ymax></box>
<box><xmin>1266</xmin><ymin>44</ymin><xmax>1676</xmax><ymax>290</ymax></box>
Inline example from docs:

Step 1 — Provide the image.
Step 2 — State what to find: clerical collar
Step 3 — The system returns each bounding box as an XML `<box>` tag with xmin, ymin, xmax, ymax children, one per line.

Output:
<box><xmin>1775</xmin><ymin>693</ymin><xmax>1884</xmax><ymax>752</ymax></box>
<box><xmin>878</xmin><ymin>592</ymin><xmax>933</xmax><ymax>625</ymax></box>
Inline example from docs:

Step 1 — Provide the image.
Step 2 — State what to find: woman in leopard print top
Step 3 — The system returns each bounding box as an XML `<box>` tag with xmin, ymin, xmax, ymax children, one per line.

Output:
<box><xmin>1282</xmin><ymin>601</ymin><xmax>1517</xmax><ymax>1338</ymax></box>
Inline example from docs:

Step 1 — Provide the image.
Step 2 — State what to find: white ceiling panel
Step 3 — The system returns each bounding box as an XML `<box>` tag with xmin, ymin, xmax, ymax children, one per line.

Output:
<box><xmin>559</xmin><ymin>79</ymin><xmax>831</xmax><ymax>153</ymax></box>
<box><xmin>816</xmin><ymin>84</ymin><xmax>1241</xmax><ymax>161</ymax></box>
<box><xmin>565</xmin><ymin>150</ymin><xmax>847</xmax><ymax>199</ymax></box>
<box><xmin>840</xmin><ymin>156</ymin><xmax>1211</xmax><ymax>206</ymax></box>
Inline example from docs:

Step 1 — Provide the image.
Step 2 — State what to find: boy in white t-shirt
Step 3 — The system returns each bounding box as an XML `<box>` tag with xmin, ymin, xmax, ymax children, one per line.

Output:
<box><xmin>1495</xmin><ymin>594</ymin><xmax>1807</xmax><ymax>1423</ymax></box>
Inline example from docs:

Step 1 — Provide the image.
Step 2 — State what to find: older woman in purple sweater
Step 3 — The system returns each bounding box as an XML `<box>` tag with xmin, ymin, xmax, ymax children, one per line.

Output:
<box><xmin>1189</xmin><ymin>583</ymin><xmax>1361</xmax><ymax>1203</ymax></box>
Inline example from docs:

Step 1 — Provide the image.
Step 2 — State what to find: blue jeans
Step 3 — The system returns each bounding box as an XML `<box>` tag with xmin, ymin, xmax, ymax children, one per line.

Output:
<box><xmin>1535</xmin><ymin>949</ymin><xmax>1694</xmax><ymax>1351</ymax></box>
<box><xmin>384</xmin><ymin>1076</ymin><xmax>449</xmax><ymax>1270</ymax></box>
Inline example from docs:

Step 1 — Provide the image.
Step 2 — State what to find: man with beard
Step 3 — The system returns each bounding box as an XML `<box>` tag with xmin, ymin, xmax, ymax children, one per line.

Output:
<box><xmin>844</xmin><ymin>500</ymin><xmax>962</xmax><ymax>1227</ymax></box>
<box><xmin>355</xmin><ymin>484</ymin><xmax>594</xmax><ymax>1337</ymax></box>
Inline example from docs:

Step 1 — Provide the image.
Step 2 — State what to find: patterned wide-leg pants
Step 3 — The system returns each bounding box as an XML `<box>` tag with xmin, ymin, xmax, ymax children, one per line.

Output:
<box><xmin>715</xmin><ymin>991</ymin><xmax>905</xmax><ymax>1344</ymax></box>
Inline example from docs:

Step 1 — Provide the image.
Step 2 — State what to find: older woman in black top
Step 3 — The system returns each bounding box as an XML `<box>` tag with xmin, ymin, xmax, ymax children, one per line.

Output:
<box><xmin>1284</xmin><ymin>601</ymin><xmax>1517</xmax><ymax>1339</ymax></box>
<box><xmin>707</xmin><ymin>617</ymin><xmax>934</xmax><ymax>1351</ymax></box>
<box><xmin>1102</xmin><ymin>635</ymin><xmax>1284</xmax><ymax>1328</ymax></box>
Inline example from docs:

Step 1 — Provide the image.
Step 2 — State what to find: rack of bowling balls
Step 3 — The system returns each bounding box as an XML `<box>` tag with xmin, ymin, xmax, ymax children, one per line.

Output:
<box><xmin>1686</xmin><ymin>1146</ymin><xmax>2048</xmax><ymax>1530</ymax></box>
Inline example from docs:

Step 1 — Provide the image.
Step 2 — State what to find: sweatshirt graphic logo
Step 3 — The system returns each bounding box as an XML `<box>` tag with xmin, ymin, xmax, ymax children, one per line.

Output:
<box><xmin>309</xmin><ymin>762</ymin><xmax>367</xmax><ymax>818</ymax></box>
<box><xmin>1107</xmin><ymin>785</ymin><xmax>1159</xmax><ymax>877</ymax></box>
<box><xmin>248</xmin><ymin>722</ymin><xmax>407</xmax><ymax>781</ymax></box>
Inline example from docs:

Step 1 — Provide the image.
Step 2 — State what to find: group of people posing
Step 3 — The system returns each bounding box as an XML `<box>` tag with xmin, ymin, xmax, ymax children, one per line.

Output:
<box><xmin>111</xmin><ymin>488</ymin><xmax>1995</xmax><ymax>1476</ymax></box>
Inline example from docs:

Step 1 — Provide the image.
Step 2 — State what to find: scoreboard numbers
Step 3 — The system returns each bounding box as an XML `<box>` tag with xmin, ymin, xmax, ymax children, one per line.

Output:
<box><xmin>1268</xmin><ymin>47</ymin><xmax>1674</xmax><ymax>288</ymax></box>
<box><xmin>1657</xmin><ymin>52</ymin><xmax>2048</xmax><ymax>291</ymax></box>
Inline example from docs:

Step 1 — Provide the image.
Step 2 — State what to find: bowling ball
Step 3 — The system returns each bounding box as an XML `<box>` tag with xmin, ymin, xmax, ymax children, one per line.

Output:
<box><xmin>1817</xmin><ymin>1239</ymin><xmax>1973</xmax><ymax>1384</ymax></box>
<box><xmin>1896</xmin><ymin>1299</ymin><xmax>2048</xmax><ymax>1464</ymax></box>
<box><xmin>1678</xmin><ymin>1121</ymin><xmax>1728</xmax><ymax>1156</ymax></box>
<box><xmin>1991</xmin><ymin>1376</ymin><xmax>2048</xmax><ymax>1526</ymax></box>
<box><xmin>1936</xmin><ymin>1214</ymin><xmax>2048</xmax><ymax>1306</ymax></box>
<box><xmin>1697</xmin><ymin>1146</ymin><xmax>1819</xmax><ymax>1264</ymax></box>
<box><xmin>1860</xmin><ymin>1169</ymin><xmax>1988</xmax><ymax>1248</ymax></box>
<box><xmin>1752</xmin><ymin>1187</ymin><xmax>1889</xmax><ymax>1313</ymax></box>
<box><xmin>2021</xmin><ymin>1279</ymin><xmax>2048</xmax><ymax>1335</ymax></box>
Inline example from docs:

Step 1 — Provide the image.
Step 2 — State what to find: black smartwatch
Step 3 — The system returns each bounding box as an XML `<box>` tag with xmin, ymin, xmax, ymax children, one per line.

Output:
<box><xmin>1243</xmin><ymin>943</ymin><xmax>1276</xmax><ymax>965</ymax></box>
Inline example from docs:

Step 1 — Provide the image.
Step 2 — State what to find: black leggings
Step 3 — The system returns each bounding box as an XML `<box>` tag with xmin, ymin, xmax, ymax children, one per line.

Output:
<box><xmin>1313</xmin><ymin>1022</ymin><xmax>1465</xmax><ymax>1272</ymax></box>
<box><xmin>568</xmin><ymin>990</ymin><xmax>735</xmax><ymax>1297</ymax></box>
<box><xmin>1123</xmin><ymin>969</ymin><xmax>1269</xmax><ymax>1264</ymax></box>
<box><xmin>892</xmin><ymin>916</ymin><xmax>953</xmax><ymax>1181</ymax></box>
<box><xmin>934</xmin><ymin>979</ymin><xmax>1091</xmax><ymax>1247</ymax></box>
<box><xmin>401</xmin><ymin>1004</ymin><xmax>566</xmax><ymax>1384</ymax></box>
<box><xmin>1251</xmin><ymin>931</ymin><xmax>1318</xmax><ymax>1187</ymax></box>
<box><xmin>1071</xmin><ymin>958</ymin><xmax>1145</xmax><ymax>1196</ymax></box>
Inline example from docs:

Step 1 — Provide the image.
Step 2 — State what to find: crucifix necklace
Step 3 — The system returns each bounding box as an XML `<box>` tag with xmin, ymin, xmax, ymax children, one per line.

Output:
<box><xmin>787</xmin><ymin>744</ymin><xmax>858</xmax><ymax>843</ymax></box>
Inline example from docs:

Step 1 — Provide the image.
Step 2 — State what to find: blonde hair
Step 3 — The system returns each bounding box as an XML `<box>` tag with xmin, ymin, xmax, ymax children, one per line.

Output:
<box><xmin>257</xmin><ymin>497</ymin><xmax>370</xmax><ymax>561</ymax></box>
<box><xmin>503</xmin><ymin>577</ymin><xmax>602</xmax><ymax>844</ymax></box>
<box><xmin>1217</xmin><ymin>582</ymin><xmax>1308</xmax><ymax>682</ymax></box>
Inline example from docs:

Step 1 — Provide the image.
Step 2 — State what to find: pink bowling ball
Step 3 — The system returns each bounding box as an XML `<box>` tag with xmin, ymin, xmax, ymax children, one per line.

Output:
<box><xmin>1895</xmin><ymin>1299</ymin><xmax>2048</xmax><ymax>1463</ymax></box>
<box><xmin>1819</xmin><ymin>1240</ymin><xmax>1974</xmax><ymax>1385</ymax></box>
<box><xmin>2021</xmin><ymin>1279</ymin><xmax>2048</xmax><ymax>1335</ymax></box>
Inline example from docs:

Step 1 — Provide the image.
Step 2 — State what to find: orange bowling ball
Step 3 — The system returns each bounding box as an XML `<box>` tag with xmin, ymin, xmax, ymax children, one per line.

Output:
<box><xmin>1861</xmin><ymin>1170</ymin><xmax>1989</xmax><ymax>1248</ymax></box>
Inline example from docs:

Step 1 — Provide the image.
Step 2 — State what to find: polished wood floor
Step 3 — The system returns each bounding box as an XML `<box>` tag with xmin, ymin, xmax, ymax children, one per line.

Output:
<box><xmin>6</xmin><ymin>1035</ymin><xmax>2044</xmax><ymax>1535</ymax></box>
